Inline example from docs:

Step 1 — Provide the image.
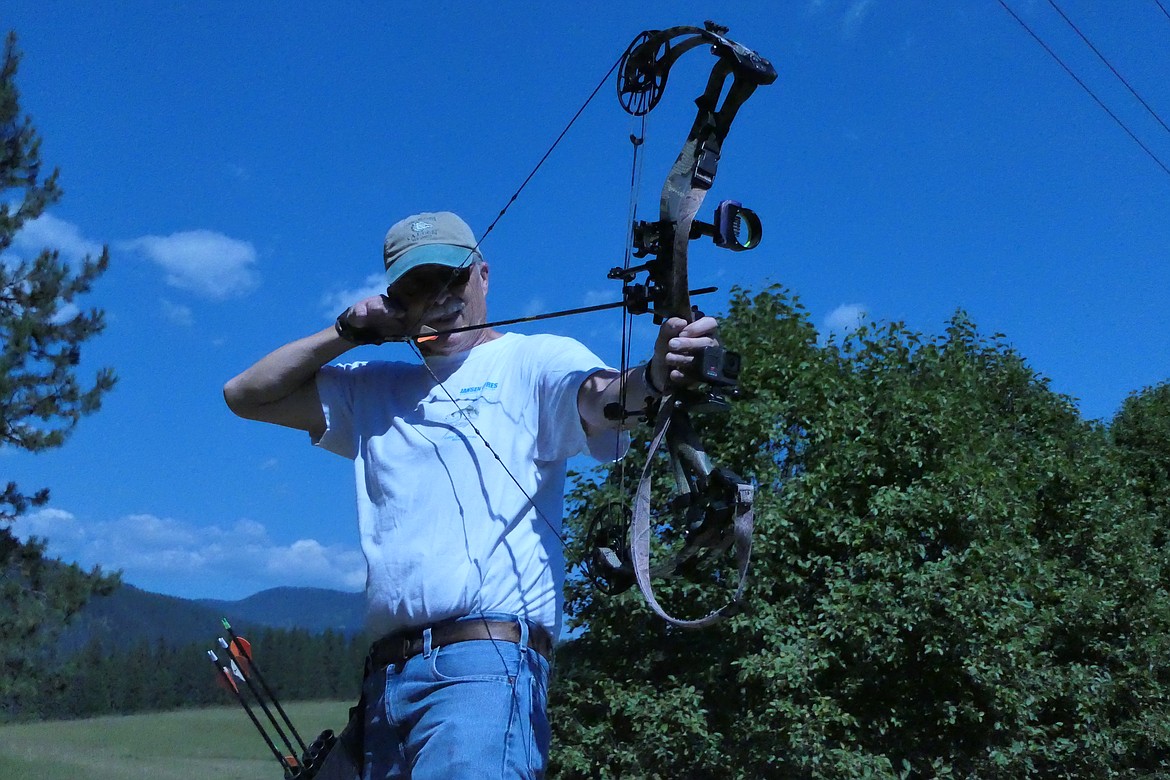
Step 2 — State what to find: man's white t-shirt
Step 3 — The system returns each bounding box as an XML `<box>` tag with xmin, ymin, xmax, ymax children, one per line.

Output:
<box><xmin>314</xmin><ymin>332</ymin><xmax>621</xmax><ymax>637</ymax></box>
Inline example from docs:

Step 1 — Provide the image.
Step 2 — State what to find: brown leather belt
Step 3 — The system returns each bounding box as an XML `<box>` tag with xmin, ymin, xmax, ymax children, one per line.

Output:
<box><xmin>368</xmin><ymin>619</ymin><xmax>553</xmax><ymax>670</ymax></box>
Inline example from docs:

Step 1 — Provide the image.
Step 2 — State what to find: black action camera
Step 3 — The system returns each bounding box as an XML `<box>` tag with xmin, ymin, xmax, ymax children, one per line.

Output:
<box><xmin>687</xmin><ymin>346</ymin><xmax>741</xmax><ymax>388</ymax></box>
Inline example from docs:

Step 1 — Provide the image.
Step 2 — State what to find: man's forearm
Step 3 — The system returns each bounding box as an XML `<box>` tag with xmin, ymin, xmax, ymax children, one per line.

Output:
<box><xmin>224</xmin><ymin>326</ymin><xmax>353</xmax><ymax>413</ymax></box>
<box><xmin>579</xmin><ymin>363</ymin><xmax>665</xmax><ymax>433</ymax></box>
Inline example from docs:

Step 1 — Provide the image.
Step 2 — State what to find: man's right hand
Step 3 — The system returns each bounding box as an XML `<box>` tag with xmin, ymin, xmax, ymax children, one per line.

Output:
<box><xmin>335</xmin><ymin>294</ymin><xmax>409</xmax><ymax>345</ymax></box>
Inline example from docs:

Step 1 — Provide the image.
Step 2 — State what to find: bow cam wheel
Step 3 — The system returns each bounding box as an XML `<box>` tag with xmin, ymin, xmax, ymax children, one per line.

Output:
<box><xmin>617</xmin><ymin>30</ymin><xmax>669</xmax><ymax>116</ymax></box>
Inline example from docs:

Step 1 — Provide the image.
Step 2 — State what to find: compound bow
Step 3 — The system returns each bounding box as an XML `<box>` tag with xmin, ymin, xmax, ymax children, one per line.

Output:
<box><xmin>583</xmin><ymin>22</ymin><xmax>776</xmax><ymax>628</ymax></box>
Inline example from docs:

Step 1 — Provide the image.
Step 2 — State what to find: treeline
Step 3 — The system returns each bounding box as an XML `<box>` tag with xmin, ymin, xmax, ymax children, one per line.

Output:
<box><xmin>20</xmin><ymin>628</ymin><xmax>371</xmax><ymax>721</ymax></box>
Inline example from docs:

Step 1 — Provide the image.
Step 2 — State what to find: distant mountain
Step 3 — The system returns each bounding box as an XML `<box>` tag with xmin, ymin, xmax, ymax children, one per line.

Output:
<box><xmin>198</xmin><ymin>586</ymin><xmax>366</xmax><ymax>633</ymax></box>
<box><xmin>59</xmin><ymin>582</ymin><xmax>365</xmax><ymax>654</ymax></box>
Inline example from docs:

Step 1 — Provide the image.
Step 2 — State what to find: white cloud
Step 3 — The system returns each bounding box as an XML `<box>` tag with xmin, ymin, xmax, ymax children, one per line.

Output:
<box><xmin>16</xmin><ymin>507</ymin><xmax>86</xmax><ymax>545</ymax></box>
<box><xmin>822</xmin><ymin>303</ymin><xmax>869</xmax><ymax>337</ymax></box>
<box><xmin>806</xmin><ymin>0</ymin><xmax>877</xmax><ymax>37</ymax></box>
<box><xmin>51</xmin><ymin>302</ymin><xmax>82</xmax><ymax>325</ymax></box>
<box><xmin>522</xmin><ymin>297</ymin><xmax>547</xmax><ymax>318</ymax></box>
<box><xmin>15</xmin><ymin>508</ymin><xmax>365</xmax><ymax>598</ymax></box>
<box><xmin>225</xmin><ymin>163</ymin><xmax>251</xmax><ymax>182</ymax></box>
<box><xmin>160</xmin><ymin>298</ymin><xmax>194</xmax><ymax>327</ymax></box>
<box><xmin>122</xmin><ymin>230</ymin><xmax>259</xmax><ymax>300</ymax></box>
<box><xmin>9</xmin><ymin>212</ymin><xmax>103</xmax><ymax>265</ymax></box>
<box><xmin>582</xmin><ymin>289</ymin><xmax>614</xmax><ymax>308</ymax></box>
<box><xmin>322</xmin><ymin>272</ymin><xmax>386</xmax><ymax>316</ymax></box>
<box><xmin>265</xmin><ymin>539</ymin><xmax>354</xmax><ymax>581</ymax></box>
<box><xmin>843</xmin><ymin>0</ymin><xmax>876</xmax><ymax>37</ymax></box>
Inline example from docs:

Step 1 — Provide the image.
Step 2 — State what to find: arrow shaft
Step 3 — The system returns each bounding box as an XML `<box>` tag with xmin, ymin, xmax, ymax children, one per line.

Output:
<box><xmin>230</xmin><ymin>654</ymin><xmax>302</xmax><ymax>763</ymax></box>
<box><xmin>209</xmin><ymin>652</ymin><xmax>291</xmax><ymax>773</ymax></box>
<box><xmin>222</xmin><ymin>621</ymin><xmax>309</xmax><ymax>753</ymax></box>
<box><xmin>410</xmin><ymin>286</ymin><xmax>718</xmax><ymax>339</ymax></box>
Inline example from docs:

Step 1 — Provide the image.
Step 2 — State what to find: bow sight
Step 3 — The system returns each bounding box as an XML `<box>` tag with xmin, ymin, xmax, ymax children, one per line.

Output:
<box><xmin>629</xmin><ymin>200</ymin><xmax>763</xmax><ymax>259</ymax></box>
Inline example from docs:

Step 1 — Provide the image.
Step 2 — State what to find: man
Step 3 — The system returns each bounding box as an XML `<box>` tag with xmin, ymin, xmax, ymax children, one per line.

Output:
<box><xmin>223</xmin><ymin>211</ymin><xmax>721</xmax><ymax>779</ymax></box>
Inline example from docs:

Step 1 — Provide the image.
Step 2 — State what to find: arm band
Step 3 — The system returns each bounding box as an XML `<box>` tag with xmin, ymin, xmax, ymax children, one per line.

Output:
<box><xmin>643</xmin><ymin>362</ymin><xmax>665</xmax><ymax>397</ymax></box>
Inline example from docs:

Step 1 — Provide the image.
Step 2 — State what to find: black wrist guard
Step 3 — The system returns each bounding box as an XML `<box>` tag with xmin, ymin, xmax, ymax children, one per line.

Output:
<box><xmin>335</xmin><ymin>311</ymin><xmax>388</xmax><ymax>346</ymax></box>
<box><xmin>643</xmin><ymin>362</ymin><xmax>665</xmax><ymax>397</ymax></box>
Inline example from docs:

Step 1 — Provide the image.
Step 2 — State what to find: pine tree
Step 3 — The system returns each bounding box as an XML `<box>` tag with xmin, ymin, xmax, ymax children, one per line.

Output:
<box><xmin>0</xmin><ymin>31</ymin><xmax>117</xmax><ymax>717</ymax></box>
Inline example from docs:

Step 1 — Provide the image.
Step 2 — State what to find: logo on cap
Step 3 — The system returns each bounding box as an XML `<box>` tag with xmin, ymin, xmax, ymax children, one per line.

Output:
<box><xmin>409</xmin><ymin>220</ymin><xmax>436</xmax><ymax>239</ymax></box>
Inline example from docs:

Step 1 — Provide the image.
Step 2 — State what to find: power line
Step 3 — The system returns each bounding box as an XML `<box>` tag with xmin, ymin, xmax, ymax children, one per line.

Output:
<box><xmin>1047</xmin><ymin>0</ymin><xmax>1170</xmax><ymax>138</ymax></box>
<box><xmin>997</xmin><ymin>0</ymin><xmax>1170</xmax><ymax>180</ymax></box>
<box><xmin>1155</xmin><ymin>0</ymin><xmax>1170</xmax><ymax>24</ymax></box>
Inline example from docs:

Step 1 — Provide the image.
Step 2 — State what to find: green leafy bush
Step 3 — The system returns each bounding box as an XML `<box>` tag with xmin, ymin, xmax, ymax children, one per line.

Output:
<box><xmin>551</xmin><ymin>286</ymin><xmax>1170</xmax><ymax>778</ymax></box>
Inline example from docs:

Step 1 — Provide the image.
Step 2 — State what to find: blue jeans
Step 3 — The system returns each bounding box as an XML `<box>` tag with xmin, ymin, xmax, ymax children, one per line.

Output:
<box><xmin>362</xmin><ymin>614</ymin><xmax>552</xmax><ymax>780</ymax></box>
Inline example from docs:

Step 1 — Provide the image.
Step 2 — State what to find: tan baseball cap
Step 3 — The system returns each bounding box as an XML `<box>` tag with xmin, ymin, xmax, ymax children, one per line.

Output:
<box><xmin>383</xmin><ymin>211</ymin><xmax>481</xmax><ymax>288</ymax></box>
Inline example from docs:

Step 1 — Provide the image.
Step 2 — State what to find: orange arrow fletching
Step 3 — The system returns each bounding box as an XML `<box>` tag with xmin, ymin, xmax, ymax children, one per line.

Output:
<box><xmin>227</xmin><ymin>636</ymin><xmax>255</xmax><ymax>675</ymax></box>
<box><xmin>216</xmin><ymin>665</ymin><xmax>239</xmax><ymax>694</ymax></box>
<box><xmin>230</xmin><ymin>636</ymin><xmax>252</xmax><ymax>659</ymax></box>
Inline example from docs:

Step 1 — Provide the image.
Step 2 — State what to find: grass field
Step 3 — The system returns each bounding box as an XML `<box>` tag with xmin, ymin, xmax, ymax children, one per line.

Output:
<box><xmin>0</xmin><ymin>700</ymin><xmax>351</xmax><ymax>780</ymax></box>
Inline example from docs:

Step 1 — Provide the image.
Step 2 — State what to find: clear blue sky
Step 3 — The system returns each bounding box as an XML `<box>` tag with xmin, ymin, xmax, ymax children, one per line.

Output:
<box><xmin>5</xmin><ymin>1</ymin><xmax>1168</xmax><ymax>600</ymax></box>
